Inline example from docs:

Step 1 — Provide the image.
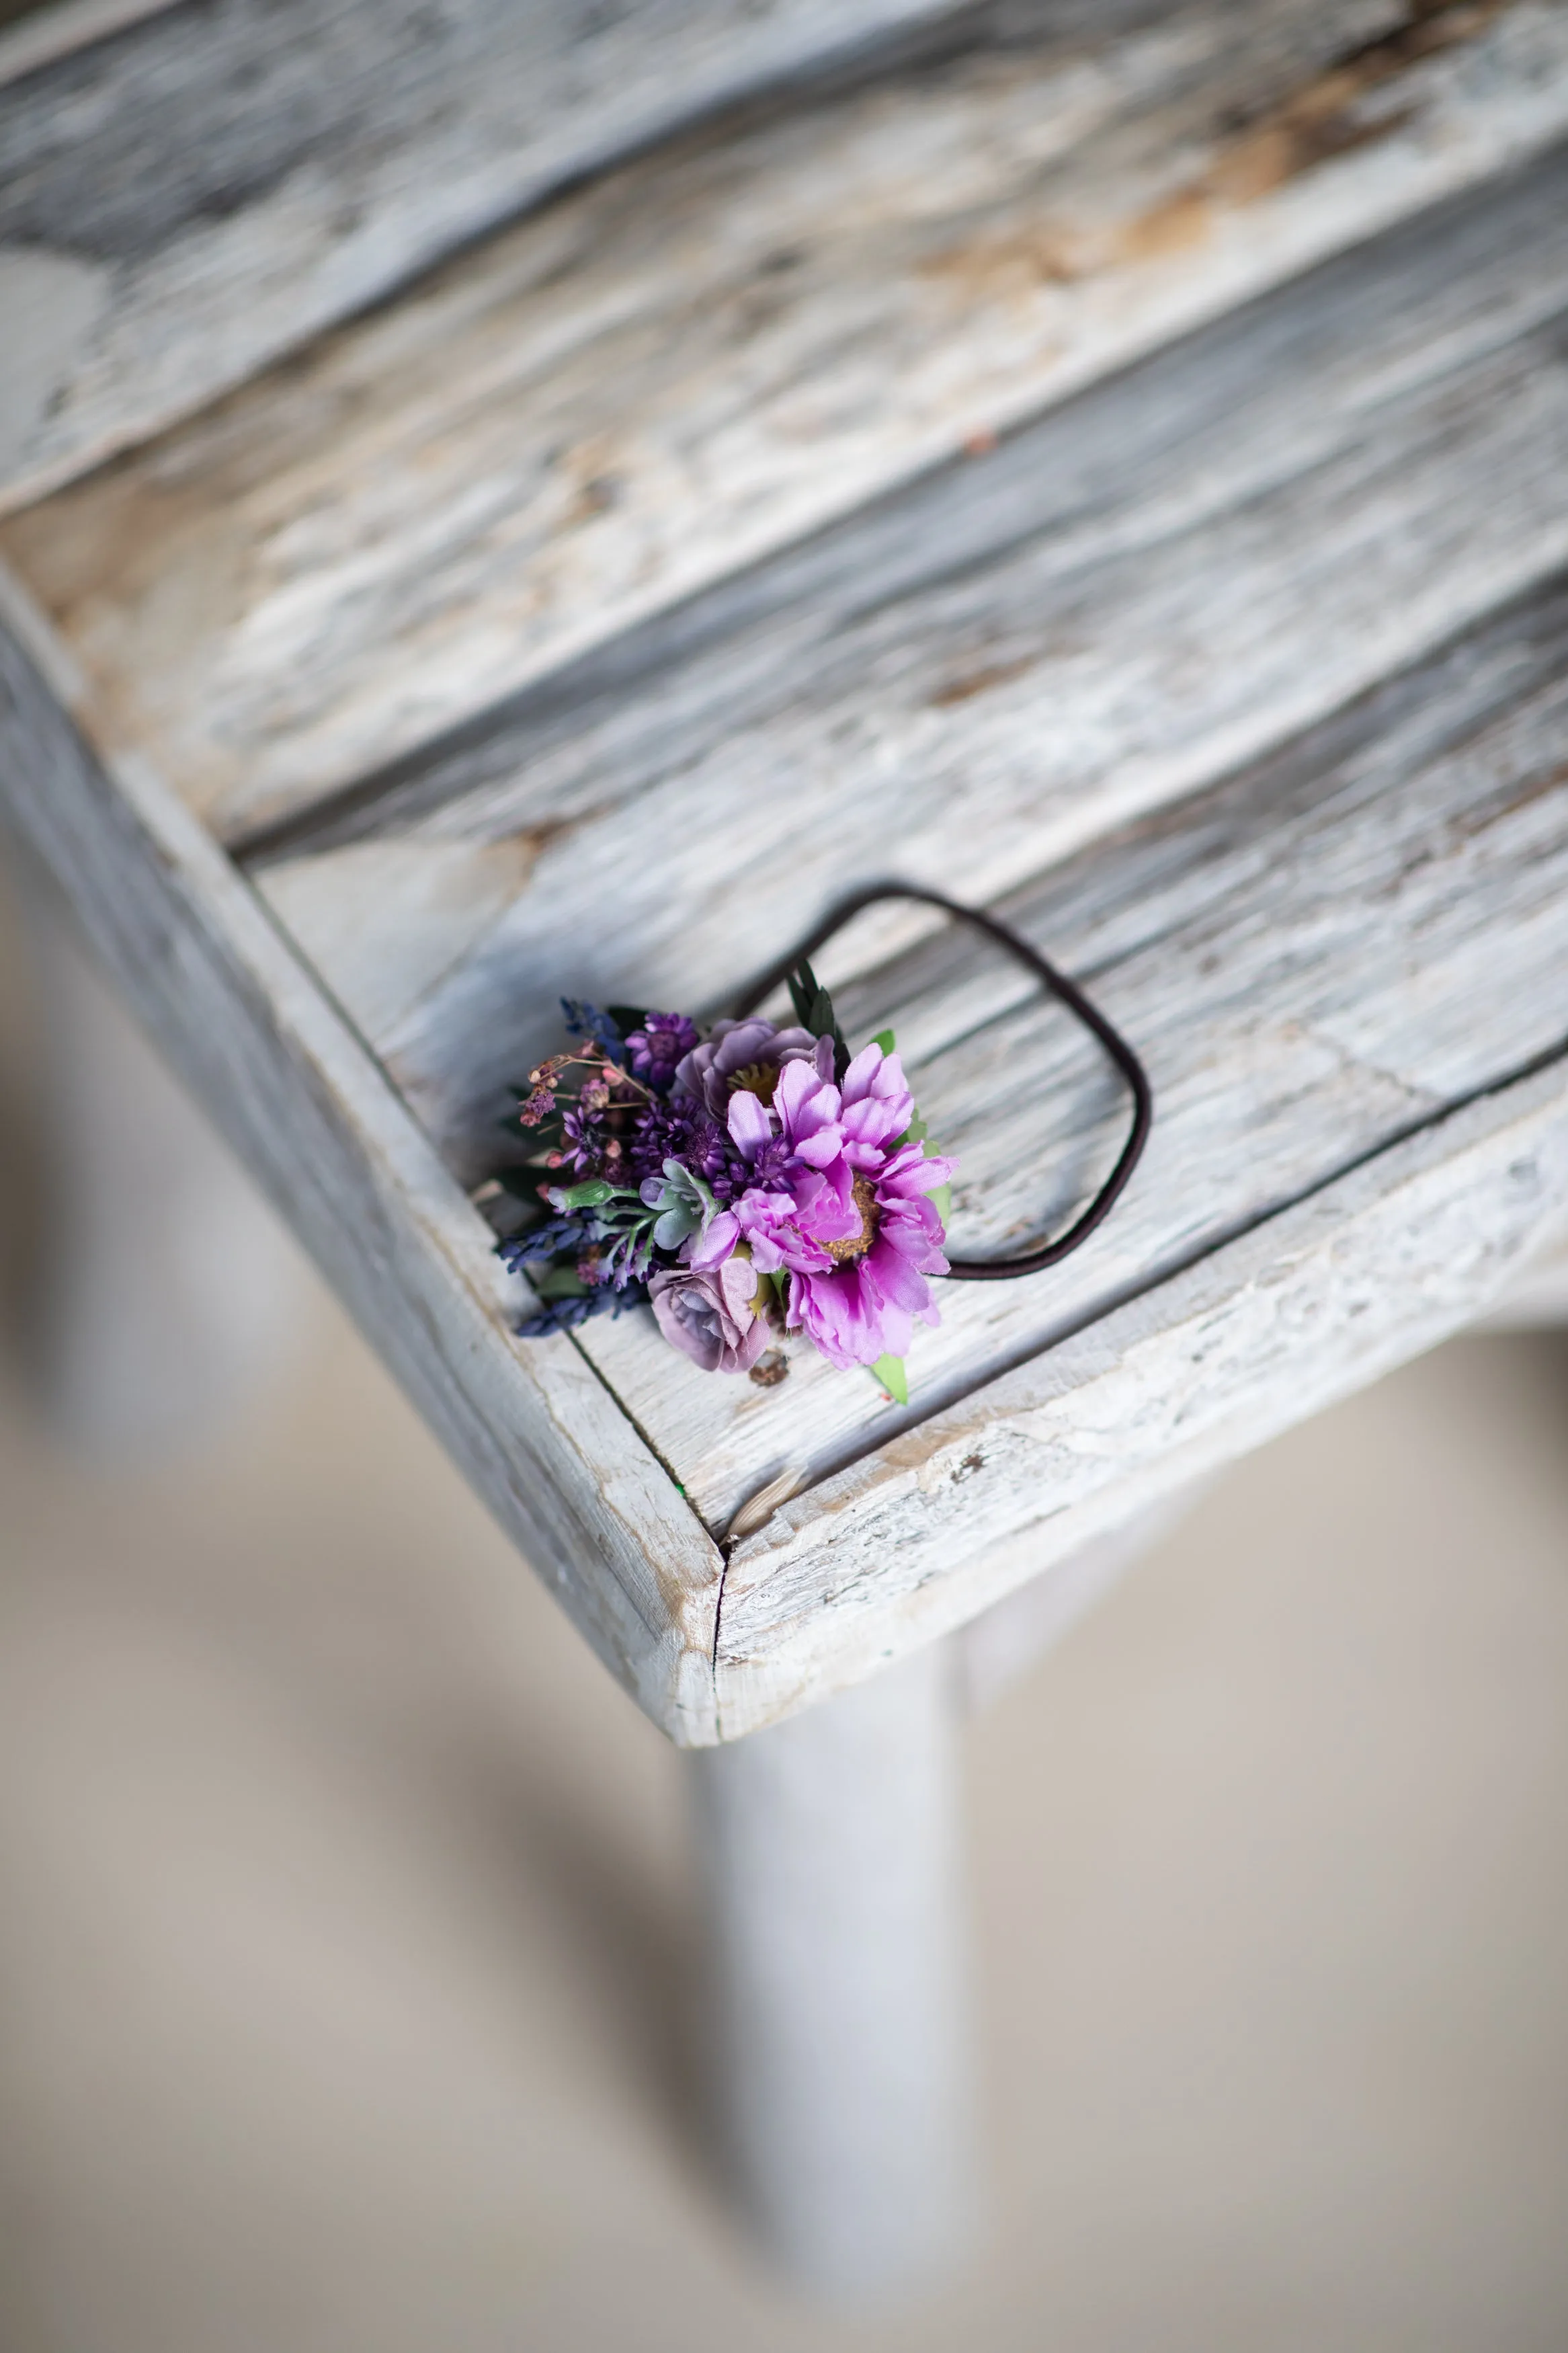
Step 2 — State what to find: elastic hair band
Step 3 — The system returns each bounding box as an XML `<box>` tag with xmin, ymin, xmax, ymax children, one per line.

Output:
<box><xmin>731</xmin><ymin>882</ymin><xmax>1153</xmax><ymax>1281</ymax></box>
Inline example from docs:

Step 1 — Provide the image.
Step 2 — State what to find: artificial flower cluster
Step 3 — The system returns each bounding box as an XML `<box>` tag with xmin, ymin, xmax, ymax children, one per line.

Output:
<box><xmin>496</xmin><ymin>970</ymin><xmax>953</xmax><ymax>1385</ymax></box>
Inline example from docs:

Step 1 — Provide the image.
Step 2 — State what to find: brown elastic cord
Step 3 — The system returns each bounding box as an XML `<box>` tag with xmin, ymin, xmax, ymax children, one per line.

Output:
<box><xmin>731</xmin><ymin>882</ymin><xmax>1153</xmax><ymax>1281</ymax></box>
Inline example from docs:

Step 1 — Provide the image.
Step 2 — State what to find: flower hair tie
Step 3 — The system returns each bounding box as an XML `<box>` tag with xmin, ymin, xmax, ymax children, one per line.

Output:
<box><xmin>495</xmin><ymin>883</ymin><xmax>1152</xmax><ymax>1398</ymax></box>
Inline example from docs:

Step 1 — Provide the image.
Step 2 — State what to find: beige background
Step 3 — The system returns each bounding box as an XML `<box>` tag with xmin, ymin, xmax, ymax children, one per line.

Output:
<box><xmin>0</xmin><ymin>1040</ymin><xmax>1565</xmax><ymax>2350</ymax></box>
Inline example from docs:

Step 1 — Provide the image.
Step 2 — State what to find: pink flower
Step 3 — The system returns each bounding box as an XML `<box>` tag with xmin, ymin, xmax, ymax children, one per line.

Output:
<box><xmin>649</xmin><ymin>1257</ymin><xmax>771</xmax><ymax>1374</ymax></box>
<box><xmin>686</xmin><ymin>1053</ymin><xmax>850</xmax><ymax>1273</ymax></box>
<box><xmin>692</xmin><ymin>1043</ymin><xmax>953</xmax><ymax>1370</ymax></box>
<box><xmin>786</xmin><ymin>1134</ymin><xmax>952</xmax><ymax>1369</ymax></box>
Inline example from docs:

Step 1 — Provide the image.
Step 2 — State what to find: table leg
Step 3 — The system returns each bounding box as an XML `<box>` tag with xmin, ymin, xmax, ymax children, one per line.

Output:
<box><xmin>686</xmin><ymin>1644</ymin><xmax>976</xmax><ymax>2299</ymax></box>
<box><xmin>15</xmin><ymin>881</ymin><xmax>304</xmax><ymax>1449</ymax></box>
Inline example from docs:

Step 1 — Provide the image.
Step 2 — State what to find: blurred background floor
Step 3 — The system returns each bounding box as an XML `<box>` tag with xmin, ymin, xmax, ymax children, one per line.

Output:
<box><xmin>0</xmin><ymin>1224</ymin><xmax>1565</xmax><ymax>2352</ymax></box>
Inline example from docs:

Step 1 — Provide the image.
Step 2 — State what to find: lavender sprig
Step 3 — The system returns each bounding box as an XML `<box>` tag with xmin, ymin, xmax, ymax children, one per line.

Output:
<box><xmin>560</xmin><ymin>999</ymin><xmax>624</xmax><ymax>1060</ymax></box>
<box><xmin>515</xmin><ymin>1281</ymin><xmax>648</xmax><ymax>1339</ymax></box>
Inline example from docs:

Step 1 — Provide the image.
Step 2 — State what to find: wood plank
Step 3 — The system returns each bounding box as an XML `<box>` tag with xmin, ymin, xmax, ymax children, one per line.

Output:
<box><xmin>709</xmin><ymin>1052</ymin><xmax>1568</xmax><ymax>1736</ymax></box>
<box><xmin>573</xmin><ymin>571</ymin><xmax>1568</xmax><ymax>1529</ymax></box>
<box><xmin>0</xmin><ymin>0</ymin><xmax>966</xmax><ymax>508</ymax></box>
<box><xmin>7</xmin><ymin>0</ymin><xmax>1566</xmax><ymax>838</ymax></box>
<box><xmin>241</xmin><ymin>147</ymin><xmax>1568</xmax><ymax>1187</ymax></box>
<box><xmin>0</xmin><ymin>572</ymin><xmax>727</xmax><ymax>1745</ymax></box>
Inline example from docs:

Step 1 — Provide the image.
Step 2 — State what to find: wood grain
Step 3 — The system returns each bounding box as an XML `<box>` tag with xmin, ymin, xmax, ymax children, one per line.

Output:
<box><xmin>7</xmin><ymin>1</ymin><xmax>1565</xmax><ymax>837</ymax></box>
<box><xmin>0</xmin><ymin>577</ymin><xmax>727</xmax><ymax>1743</ymax></box>
<box><xmin>237</xmin><ymin>146</ymin><xmax>1568</xmax><ymax>1202</ymax></box>
<box><xmin>0</xmin><ymin>0</ymin><xmax>968</xmax><ymax>508</ymax></box>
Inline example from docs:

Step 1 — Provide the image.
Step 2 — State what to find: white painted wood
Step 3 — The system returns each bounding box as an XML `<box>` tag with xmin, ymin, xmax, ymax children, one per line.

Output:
<box><xmin>0</xmin><ymin>0</ymin><xmax>968</xmax><ymax>510</ymax></box>
<box><xmin>17</xmin><ymin>862</ymin><xmax>305</xmax><ymax>1448</ymax></box>
<box><xmin>688</xmin><ymin>1644</ymin><xmax>975</xmax><ymax>2295</ymax></box>
<box><xmin>563</xmin><ymin>572</ymin><xmax>1568</xmax><ymax>1529</ymax></box>
<box><xmin>710</xmin><ymin>1056</ymin><xmax>1568</xmax><ymax>1737</ymax></box>
<box><xmin>0</xmin><ymin>575</ymin><xmax>727</xmax><ymax>1743</ymax></box>
<box><xmin>9</xmin><ymin>0</ymin><xmax>1564</xmax><ymax>842</ymax></box>
<box><xmin>229</xmin><ymin>141</ymin><xmax>1568</xmax><ymax>1185</ymax></box>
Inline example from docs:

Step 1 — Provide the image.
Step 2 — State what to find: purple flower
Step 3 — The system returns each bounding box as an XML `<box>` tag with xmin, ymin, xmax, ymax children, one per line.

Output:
<box><xmin>689</xmin><ymin>1044</ymin><xmax>952</xmax><ymax>1370</ymax></box>
<box><xmin>685</xmin><ymin>1054</ymin><xmax>848</xmax><ymax>1272</ymax></box>
<box><xmin>786</xmin><ymin>1045</ymin><xmax>952</xmax><ymax>1368</ymax></box>
<box><xmin>649</xmin><ymin>1257</ymin><xmax>772</xmax><ymax>1374</ymax></box>
<box><xmin>624</xmin><ymin>1010</ymin><xmax>700</xmax><ymax>1092</ymax></box>
<box><xmin>785</xmin><ymin>1134</ymin><xmax>950</xmax><ymax>1369</ymax></box>
<box><xmin>673</xmin><ymin>1017</ymin><xmax>833</xmax><ymax>1120</ymax></box>
<box><xmin>557</xmin><ymin>1105</ymin><xmax>605</xmax><ymax>1176</ymax></box>
<box><xmin>555</xmin><ymin>1104</ymin><xmax>630</xmax><ymax>1180</ymax></box>
<box><xmin>628</xmin><ymin>1095</ymin><xmax>738</xmax><ymax>1195</ymax></box>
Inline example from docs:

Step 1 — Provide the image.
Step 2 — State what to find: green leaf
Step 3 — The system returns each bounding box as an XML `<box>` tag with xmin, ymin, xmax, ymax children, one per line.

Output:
<box><xmin>606</xmin><ymin>1004</ymin><xmax>649</xmax><ymax>1037</ymax></box>
<box><xmin>652</xmin><ymin>1203</ymin><xmax>698</xmax><ymax>1250</ymax></box>
<box><xmin>553</xmin><ymin>1178</ymin><xmax>617</xmax><ymax>1209</ymax></box>
<box><xmin>930</xmin><ymin>1181</ymin><xmax>952</xmax><ymax>1226</ymax></box>
<box><xmin>871</xmin><ymin>1354</ymin><xmax>909</xmax><ymax>1406</ymax></box>
<box><xmin>788</xmin><ymin>957</ymin><xmax>852</xmax><ymax>1078</ymax></box>
<box><xmin>787</xmin><ymin>959</ymin><xmax>819</xmax><ymax>1029</ymax></box>
<box><xmin>870</xmin><ymin>1028</ymin><xmax>896</xmax><ymax>1055</ymax></box>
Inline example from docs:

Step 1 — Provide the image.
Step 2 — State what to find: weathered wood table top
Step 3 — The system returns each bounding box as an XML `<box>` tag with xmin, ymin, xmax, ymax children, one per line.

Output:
<box><xmin>4</xmin><ymin>0</ymin><xmax>1567</xmax><ymax>1743</ymax></box>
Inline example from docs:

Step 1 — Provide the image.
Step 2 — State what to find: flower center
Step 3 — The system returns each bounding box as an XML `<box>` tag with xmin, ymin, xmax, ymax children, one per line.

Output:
<box><xmin>825</xmin><ymin>1174</ymin><xmax>880</xmax><ymax>1263</ymax></box>
<box><xmin>749</xmin><ymin>1135</ymin><xmax>794</xmax><ymax>1188</ymax></box>
<box><xmin>729</xmin><ymin>1061</ymin><xmax>778</xmax><ymax>1103</ymax></box>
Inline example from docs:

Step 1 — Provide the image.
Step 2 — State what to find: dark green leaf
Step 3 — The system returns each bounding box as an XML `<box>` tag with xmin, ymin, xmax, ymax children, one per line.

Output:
<box><xmin>787</xmin><ymin>957</ymin><xmax>852</xmax><ymax>1076</ymax></box>
<box><xmin>786</xmin><ymin>958</ymin><xmax>819</xmax><ymax>1029</ymax></box>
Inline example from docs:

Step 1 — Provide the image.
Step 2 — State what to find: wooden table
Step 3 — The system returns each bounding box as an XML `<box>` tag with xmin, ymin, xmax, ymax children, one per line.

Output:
<box><xmin>5</xmin><ymin>0</ymin><xmax>1568</xmax><ymax>2297</ymax></box>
